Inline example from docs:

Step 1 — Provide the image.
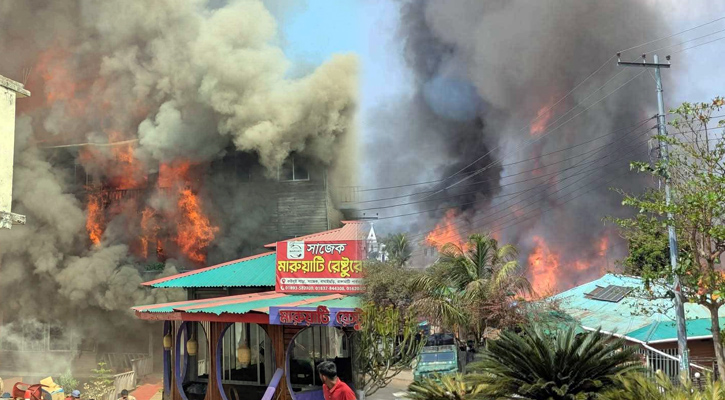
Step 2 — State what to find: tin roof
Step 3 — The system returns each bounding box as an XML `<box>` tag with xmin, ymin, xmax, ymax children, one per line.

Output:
<box><xmin>142</xmin><ymin>252</ymin><xmax>276</xmax><ymax>288</ymax></box>
<box><xmin>553</xmin><ymin>274</ymin><xmax>725</xmax><ymax>343</ymax></box>
<box><xmin>133</xmin><ymin>291</ymin><xmax>360</xmax><ymax>317</ymax></box>
<box><xmin>264</xmin><ymin>221</ymin><xmax>368</xmax><ymax>248</ymax></box>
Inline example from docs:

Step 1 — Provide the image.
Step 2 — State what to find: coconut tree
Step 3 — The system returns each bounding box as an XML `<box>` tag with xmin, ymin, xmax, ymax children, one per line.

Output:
<box><xmin>411</xmin><ymin>233</ymin><xmax>532</xmax><ymax>337</ymax></box>
<box><xmin>382</xmin><ymin>233</ymin><xmax>412</xmax><ymax>267</ymax></box>
<box><xmin>468</xmin><ymin>326</ymin><xmax>641</xmax><ymax>400</ymax></box>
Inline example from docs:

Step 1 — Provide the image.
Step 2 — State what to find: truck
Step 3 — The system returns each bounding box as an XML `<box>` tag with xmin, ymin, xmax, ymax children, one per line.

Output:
<box><xmin>412</xmin><ymin>345</ymin><xmax>460</xmax><ymax>382</ymax></box>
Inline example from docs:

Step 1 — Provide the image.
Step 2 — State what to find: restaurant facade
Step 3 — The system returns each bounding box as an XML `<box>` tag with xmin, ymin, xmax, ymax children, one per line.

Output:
<box><xmin>133</xmin><ymin>221</ymin><xmax>369</xmax><ymax>400</ymax></box>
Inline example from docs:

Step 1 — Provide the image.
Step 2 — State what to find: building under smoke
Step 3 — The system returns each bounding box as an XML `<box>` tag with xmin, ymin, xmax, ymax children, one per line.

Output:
<box><xmin>0</xmin><ymin>0</ymin><xmax>357</xmax><ymax>381</ymax></box>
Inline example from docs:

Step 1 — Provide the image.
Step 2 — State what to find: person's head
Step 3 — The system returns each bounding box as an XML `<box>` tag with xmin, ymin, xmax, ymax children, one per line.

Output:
<box><xmin>71</xmin><ymin>391</ymin><xmax>81</xmax><ymax>399</ymax></box>
<box><xmin>317</xmin><ymin>361</ymin><xmax>338</xmax><ymax>386</ymax></box>
<box><xmin>120</xmin><ymin>390</ymin><xmax>129</xmax><ymax>399</ymax></box>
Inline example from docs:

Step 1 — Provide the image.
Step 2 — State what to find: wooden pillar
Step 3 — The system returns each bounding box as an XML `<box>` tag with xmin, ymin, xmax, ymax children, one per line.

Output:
<box><xmin>172</xmin><ymin>322</ymin><xmax>183</xmax><ymax>400</ymax></box>
<box><xmin>268</xmin><ymin>325</ymin><xmax>291</xmax><ymax>400</ymax></box>
<box><xmin>204</xmin><ymin>323</ymin><xmax>224</xmax><ymax>400</ymax></box>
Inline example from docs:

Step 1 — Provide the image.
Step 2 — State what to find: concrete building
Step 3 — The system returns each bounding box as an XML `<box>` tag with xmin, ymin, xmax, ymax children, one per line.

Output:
<box><xmin>0</xmin><ymin>74</ymin><xmax>30</xmax><ymax>229</ymax></box>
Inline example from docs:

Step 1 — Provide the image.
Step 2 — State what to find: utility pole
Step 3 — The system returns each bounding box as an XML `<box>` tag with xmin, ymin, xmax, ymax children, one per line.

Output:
<box><xmin>618</xmin><ymin>53</ymin><xmax>690</xmax><ymax>376</ymax></box>
<box><xmin>0</xmin><ymin>74</ymin><xmax>30</xmax><ymax>229</ymax></box>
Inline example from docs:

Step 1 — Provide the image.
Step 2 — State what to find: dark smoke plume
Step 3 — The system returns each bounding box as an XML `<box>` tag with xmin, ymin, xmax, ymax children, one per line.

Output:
<box><xmin>367</xmin><ymin>0</ymin><xmax>671</xmax><ymax>290</ymax></box>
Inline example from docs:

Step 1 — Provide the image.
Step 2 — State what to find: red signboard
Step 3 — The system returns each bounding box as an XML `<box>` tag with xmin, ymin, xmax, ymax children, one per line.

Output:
<box><xmin>276</xmin><ymin>240</ymin><xmax>363</xmax><ymax>293</ymax></box>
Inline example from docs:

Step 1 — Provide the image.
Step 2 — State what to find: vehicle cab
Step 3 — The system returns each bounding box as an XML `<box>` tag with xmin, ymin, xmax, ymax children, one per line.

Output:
<box><xmin>413</xmin><ymin>345</ymin><xmax>460</xmax><ymax>381</ymax></box>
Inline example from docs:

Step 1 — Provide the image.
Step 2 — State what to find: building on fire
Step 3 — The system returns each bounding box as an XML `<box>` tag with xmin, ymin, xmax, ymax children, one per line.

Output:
<box><xmin>133</xmin><ymin>221</ymin><xmax>371</xmax><ymax>400</ymax></box>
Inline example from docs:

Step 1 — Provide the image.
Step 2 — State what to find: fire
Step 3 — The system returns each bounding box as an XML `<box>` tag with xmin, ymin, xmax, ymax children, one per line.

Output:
<box><xmin>176</xmin><ymin>188</ymin><xmax>219</xmax><ymax>263</ymax></box>
<box><xmin>528</xmin><ymin>236</ymin><xmax>559</xmax><ymax>294</ymax></box>
<box><xmin>140</xmin><ymin>207</ymin><xmax>158</xmax><ymax>258</ymax></box>
<box><xmin>426</xmin><ymin>209</ymin><xmax>466</xmax><ymax>251</ymax></box>
<box><xmin>529</xmin><ymin>105</ymin><xmax>554</xmax><ymax>136</ymax></box>
<box><xmin>86</xmin><ymin>192</ymin><xmax>104</xmax><ymax>246</ymax></box>
<box><xmin>598</xmin><ymin>236</ymin><xmax>609</xmax><ymax>257</ymax></box>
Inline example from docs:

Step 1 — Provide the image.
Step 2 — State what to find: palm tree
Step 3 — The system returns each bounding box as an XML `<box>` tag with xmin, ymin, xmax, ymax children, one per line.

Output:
<box><xmin>382</xmin><ymin>233</ymin><xmax>412</xmax><ymax>267</ymax></box>
<box><xmin>468</xmin><ymin>326</ymin><xmax>641</xmax><ymax>400</ymax></box>
<box><xmin>601</xmin><ymin>371</ymin><xmax>722</xmax><ymax>400</ymax></box>
<box><xmin>412</xmin><ymin>233</ymin><xmax>532</xmax><ymax>337</ymax></box>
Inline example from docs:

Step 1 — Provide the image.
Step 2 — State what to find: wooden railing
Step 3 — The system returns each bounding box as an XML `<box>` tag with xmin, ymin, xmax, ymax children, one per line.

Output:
<box><xmin>131</xmin><ymin>356</ymin><xmax>153</xmax><ymax>382</ymax></box>
<box><xmin>105</xmin><ymin>371</ymin><xmax>136</xmax><ymax>400</ymax></box>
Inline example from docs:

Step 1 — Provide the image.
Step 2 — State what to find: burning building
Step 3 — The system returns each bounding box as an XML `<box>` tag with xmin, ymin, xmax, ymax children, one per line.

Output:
<box><xmin>0</xmin><ymin>0</ymin><xmax>357</xmax><ymax>383</ymax></box>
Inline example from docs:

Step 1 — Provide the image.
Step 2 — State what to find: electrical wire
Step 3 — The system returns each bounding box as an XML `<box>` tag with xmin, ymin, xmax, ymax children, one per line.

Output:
<box><xmin>617</xmin><ymin>15</ymin><xmax>725</xmax><ymax>53</ymax></box>
<box><xmin>644</xmin><ymin>26</ymin><xmax>725</xmax><ymax>55</ymax></box>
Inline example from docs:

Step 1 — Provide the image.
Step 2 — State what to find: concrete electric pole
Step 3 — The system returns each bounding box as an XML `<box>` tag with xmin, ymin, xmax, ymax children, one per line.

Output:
<box><xmin>0</xmin><ymin>74</ymin><xmax>31</xmax><ymax>230</ymax></box>
<box><xmin>617</xmin><ymin>53</ymin><xmax>690</xmax><ymax>375</ymax></box>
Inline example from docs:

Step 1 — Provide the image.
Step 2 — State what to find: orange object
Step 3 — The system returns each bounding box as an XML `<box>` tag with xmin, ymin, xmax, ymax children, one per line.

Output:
<box><xmin>12</xmin><ymin>383</ymin><xmax>45</xmax><ymax>400</ymax></box>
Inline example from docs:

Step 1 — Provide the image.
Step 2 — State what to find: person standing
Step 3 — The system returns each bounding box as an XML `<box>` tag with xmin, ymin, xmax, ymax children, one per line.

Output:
<box><xmin>65</xmin><ymin>390</ymin><xmax>81</xmax><ymax>400</ymax></box>
<box><xmin>318</xmin><ymin>361</ymin><xmax>355</xmax><ymax>400</ymax></box>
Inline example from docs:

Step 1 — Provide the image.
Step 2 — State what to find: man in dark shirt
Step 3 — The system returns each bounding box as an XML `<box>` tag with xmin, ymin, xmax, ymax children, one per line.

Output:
<box><xmin>318</xmin><ymin>361</ymin><xmax>356</xmax><ymax>400</ymax></box>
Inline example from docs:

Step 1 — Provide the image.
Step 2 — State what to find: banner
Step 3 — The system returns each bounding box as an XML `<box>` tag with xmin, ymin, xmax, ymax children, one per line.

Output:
<box><xmin>276</xmin><ymin>240</ymin><xmax>364</xmax><ymax>293</ymax></box>
<box><xmin>268</xmin><ymin>305</ymin><xmax>362</xmax><ymax>330</ymax></box>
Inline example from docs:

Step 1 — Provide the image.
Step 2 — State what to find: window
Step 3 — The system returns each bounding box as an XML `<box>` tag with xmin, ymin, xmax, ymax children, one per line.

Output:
<box><xmin>220</xmin><ymin>323</ymin><xmax>275</xmax><ymax>386</ymax></box>
<box><xmin>49</xmin><ymin>326</ymin><xmax>71</xmax><ymax>351</ymax></box>
<box><xmin>279</xmin><ymin>158</ymin><xmax>309</xmax><ymax>181</ymax></box>
<box><xmin>420</xmin><ymin>352</ymin><xmax>455</xmax><ymax>363</ymax></box>
<box><xmin>288</xmin><ymin>327</ymin><xmax>350</xmax><ymax>391</ymax></box>
<box><xmin>0</xmin><ymin>322</ymin><xmax>80</xmax><ymax>352</ymax></box>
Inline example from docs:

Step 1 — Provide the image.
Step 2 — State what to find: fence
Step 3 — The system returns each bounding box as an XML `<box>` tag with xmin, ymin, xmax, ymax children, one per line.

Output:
<box><xmin>632</xmin><ymin>344</ymin><xmax>714</xmax><ymax>387</ymax></box>
<box><xmin>131</xmin><ymin>356</ymin><xmax>153</xmax><ymax>383</ymax></box>
<box><xmin>105</xmin><ymin>370</ymin><xmax>136</xmax><ymax>400</ymax></box>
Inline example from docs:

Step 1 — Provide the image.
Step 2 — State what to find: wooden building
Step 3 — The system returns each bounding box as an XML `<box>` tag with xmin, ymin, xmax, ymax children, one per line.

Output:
<box><xmin>134</xmin><ymin>222</ymin><xmax>367</xmax><ymax>400</ymax></box>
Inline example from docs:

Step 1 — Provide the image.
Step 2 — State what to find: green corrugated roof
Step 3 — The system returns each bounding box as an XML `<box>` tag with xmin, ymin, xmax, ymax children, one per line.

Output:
<box><xmin>552</xmin><ymin>274</ymin><xmax>725</xmax><ymax>343</ymax></box>
<box><xmin>145</xmin><ymin>252</ymin><xmax>276</xmax><ymax>288</ymax></box>
<box><xmin>626</xmin><ymin>318</ymin><xmax>725</xmax><ymax>343</ymax></box>
<box><xmin>134</xmin><ymin>292</ymin><xmax>362</xmax><ymax>317</ymax></box>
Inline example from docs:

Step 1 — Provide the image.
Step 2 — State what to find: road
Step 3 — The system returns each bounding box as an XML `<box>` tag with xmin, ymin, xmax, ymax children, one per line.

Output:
<box><xmin>367</xmin><ymin>370</ymin><xmax>412</xmax><ymax>400</ymax></box>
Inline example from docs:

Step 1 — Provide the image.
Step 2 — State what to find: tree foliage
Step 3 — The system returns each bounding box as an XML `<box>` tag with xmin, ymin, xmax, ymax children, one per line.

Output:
<box><xmin>601</xmin><ymin>371</ymin><xmax>723</xmax><ymax>400</ymax></box>
<box><xmin>612</xmin><ymin>97</ymin><xmax>725</xmax><ymax>378</ymax></box>
<box><xmin>411</xmin><ymin>233</ymin><xmax>531</xmax><ymax>337</ymax></box>
<box><xmin>381</xmin><ymin>233</ymin><xmax>413</xmax><ymax>267</ymax></box>
<box><xmin>354</xmin><ymin>302</ymin><xmax>425</xmax><ymax>396</ymax></box>
<box><xmin>82</xmin><ymin>362</ymin><xmax>115</xmax><ymax>400</ymax></box>
<box><xmin>58</xmin><ymin>370</ymin><xmax>79</xmax><ymax>396</ymax></box>
<box><xmin>468</xmin><ymin>326</ymin><xmax>640</xmax><ymax>400</ymax></box>
<box><xmin>362</xmin><ymin>260</ymin><xmax>420</xmax><ymax>309</ymax></box>
<box><xmin>407</xmin><ymin>374</ymin><xmax>483</xmax><ymax>400</ymax></box>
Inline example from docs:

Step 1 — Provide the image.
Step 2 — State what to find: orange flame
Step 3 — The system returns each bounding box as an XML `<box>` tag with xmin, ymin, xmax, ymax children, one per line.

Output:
<box><xmin>86</xmin><ymin>192</ymin><xmax>104</xmax><ymax>246</ymax></box>
<box><xmin>529</xmin><ymin>105</ymin><xmax>554</xmax><ymax>136</ymax></box>
<box><xmin>598</xmin><ymin>236</ymin><xmax>609</xmax><ymax>257</ymax></box>
<box><xmin>176</xmin><ymin>187</ymin><xmax>219</xmax><ymax>263</ymax></box>
<box><xmin>140</xmin><ymin>207</ymin><xmax>158</xmax><ymax>258</ymax></box>
<box><xmin>426</xmin><ymin>209</ymin><xmax>466</xmax><ymax>251</ymax></box>
<box><xmin>528</xmin><ymin>236</ymin><xmax>559</xmax><ymax>294</ymax></box>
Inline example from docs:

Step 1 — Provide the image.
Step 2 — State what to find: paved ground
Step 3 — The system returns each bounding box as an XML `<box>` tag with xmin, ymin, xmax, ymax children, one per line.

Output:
<box><xmin>367</xmin><ymin>370</ymin><xmax>412</xmax><ymax>400</ymax></box>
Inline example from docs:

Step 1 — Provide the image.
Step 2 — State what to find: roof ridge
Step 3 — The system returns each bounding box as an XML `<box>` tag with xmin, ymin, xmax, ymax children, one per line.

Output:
<box><xmin>142</xmin><ymin>251</ymin><xmax>275</xmax><ymax>286</ymax></box>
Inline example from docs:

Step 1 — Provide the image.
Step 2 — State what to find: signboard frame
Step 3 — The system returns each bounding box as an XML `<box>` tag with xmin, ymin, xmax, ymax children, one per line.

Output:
<box><xmin>275</xmin><ymin>240</ymin><xmax>364</xmax><ymax>293</ymax></box>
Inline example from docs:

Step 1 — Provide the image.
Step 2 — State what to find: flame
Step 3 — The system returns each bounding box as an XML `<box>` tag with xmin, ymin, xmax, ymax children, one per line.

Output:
<box><xmin>528</xmin><ymin>236</ymin><xmax>559</xmax><ymax>294</ymax></box>
<box><xmin>529</xmin><ymin>105</ymin><xmax>554</xmax><ymax>136</ymax></box>
<box><xmin>598</xmin><ymin>236</ymin><xmax>609</xmax><ymax>257</ymax></box>
<box><xmin>140</xmin><ymin>207</ymin><xmax>158</xmax><ymax>258</ymax></box>
<box><xmin>426</xmin><ymin>209</ymin><xmax>466</xmax><ymax>251</ymax></box>
<box><xmin>176</xmin><ymin>187</ymin><xmax>219</xmax><ymax>263</ymax></box>
<box><xmin>86</xmin><ymin>192</ymin><xmax>104</xmax><ymax>246</ymax></box>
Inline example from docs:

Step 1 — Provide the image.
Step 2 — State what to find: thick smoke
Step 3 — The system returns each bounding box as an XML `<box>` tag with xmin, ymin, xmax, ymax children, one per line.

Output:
<box><xmin>368</xmin><ymin>0</ymin><xmax>671</xmax><ymax>290</ymax></box>
<box><xmin>0</xmin><ymin>0</ymin><xmax>357</xmax><ymax>364</ymax></box>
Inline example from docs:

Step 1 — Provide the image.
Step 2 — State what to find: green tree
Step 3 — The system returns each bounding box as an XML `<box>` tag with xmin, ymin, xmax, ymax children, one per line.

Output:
<box><xmin>407</xmin><ymin>374</ymin><xmax>484</xmax><ymax>400</ymax></box>
<box><xmin>82</xmin><ymin>362</ymin><xmax>115</xmax><ymax>400</ymax></box>
<box><xmin>381</xmin><ymin>233</ymin><xmax>413</xmax><ymax>267</ymax></box>
<box><xmin>58</xmin><ymin>370</ymin><xmax>79</xmax><ymax>396</ymax></box>
<box><xmin>612</xmin><ymin>97</ymin><xmax>725</xmax><ymax>378</ymax></box>
<box><xmin>468</xmin><ymin>326</ymin><xmax>640</xmax><ymax>400</ymax></box>
<box><xmin>354</xmin><ymin>303</ymin><xmax>426</xmax><ymax>396</ymax></box>
<box><xmin>362</xmin><ymin>260</ymin><xmax>420</xmax><ymax>309</ymax></box>
<box><xmin>412</xmin><ymin>233</ymin><xmax>531</xmax><ymax>338</ymax></box>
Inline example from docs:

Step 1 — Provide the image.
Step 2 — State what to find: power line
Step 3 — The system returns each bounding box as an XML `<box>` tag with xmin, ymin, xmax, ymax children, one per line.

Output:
<box><xmin>434</xmin><ymin>69</ymin><xmax>647</xmax><ymax>195</ymax></box>
<box><xmin>388</xmin><ymin>120</ymin><xmax>653</xmax><ymax>233</ymax></box>
<box><xmin>674</xmin><ymin>35</ymin><xmax>725</xmax><ymax>54</ymax></box>
<box><xmin>356</xmin><ymin>120</ymin><xmax>653</xmax><ymax>211</ymax></box>
<box><xmin>644</xmin><ymin>26</ymin><xmax>725</xmax><ymax>55</ymax></box>
<box><xmin>618</xmin><ymin>15</ymin><xmax>725</xmax><ymax>53</ymax></box>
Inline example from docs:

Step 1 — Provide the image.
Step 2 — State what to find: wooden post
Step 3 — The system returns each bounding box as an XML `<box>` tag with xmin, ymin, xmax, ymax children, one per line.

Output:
<box><xmin>267</xmin><ymin>325</ymin><xmax>290</xmax><ymax>400</ymax></box>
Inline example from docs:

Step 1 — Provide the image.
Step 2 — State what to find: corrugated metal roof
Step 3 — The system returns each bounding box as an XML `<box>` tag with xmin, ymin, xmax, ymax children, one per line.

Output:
<box><xmin>133</xmin><ymin>291</ymin><xmax>361</xmax><ymax>316</ymax></box>
<box><xmin>143</xmin><ymin>252</ymin><xmax>276</xmax><ymax>288</ymax></box>
<box><xmin>265</xmin><ymin>221</ymin><xmax>368</xmax><ymax>248</ymax></box>
<box><xmin>553</xmin><ymin>274</ymin><xmax>725</xmax><ymax>343</ymax></box>
<box><xmin>627</xmin><ymin>318</ymin><xmax>725</xmax><ymax>343</ymax></box>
